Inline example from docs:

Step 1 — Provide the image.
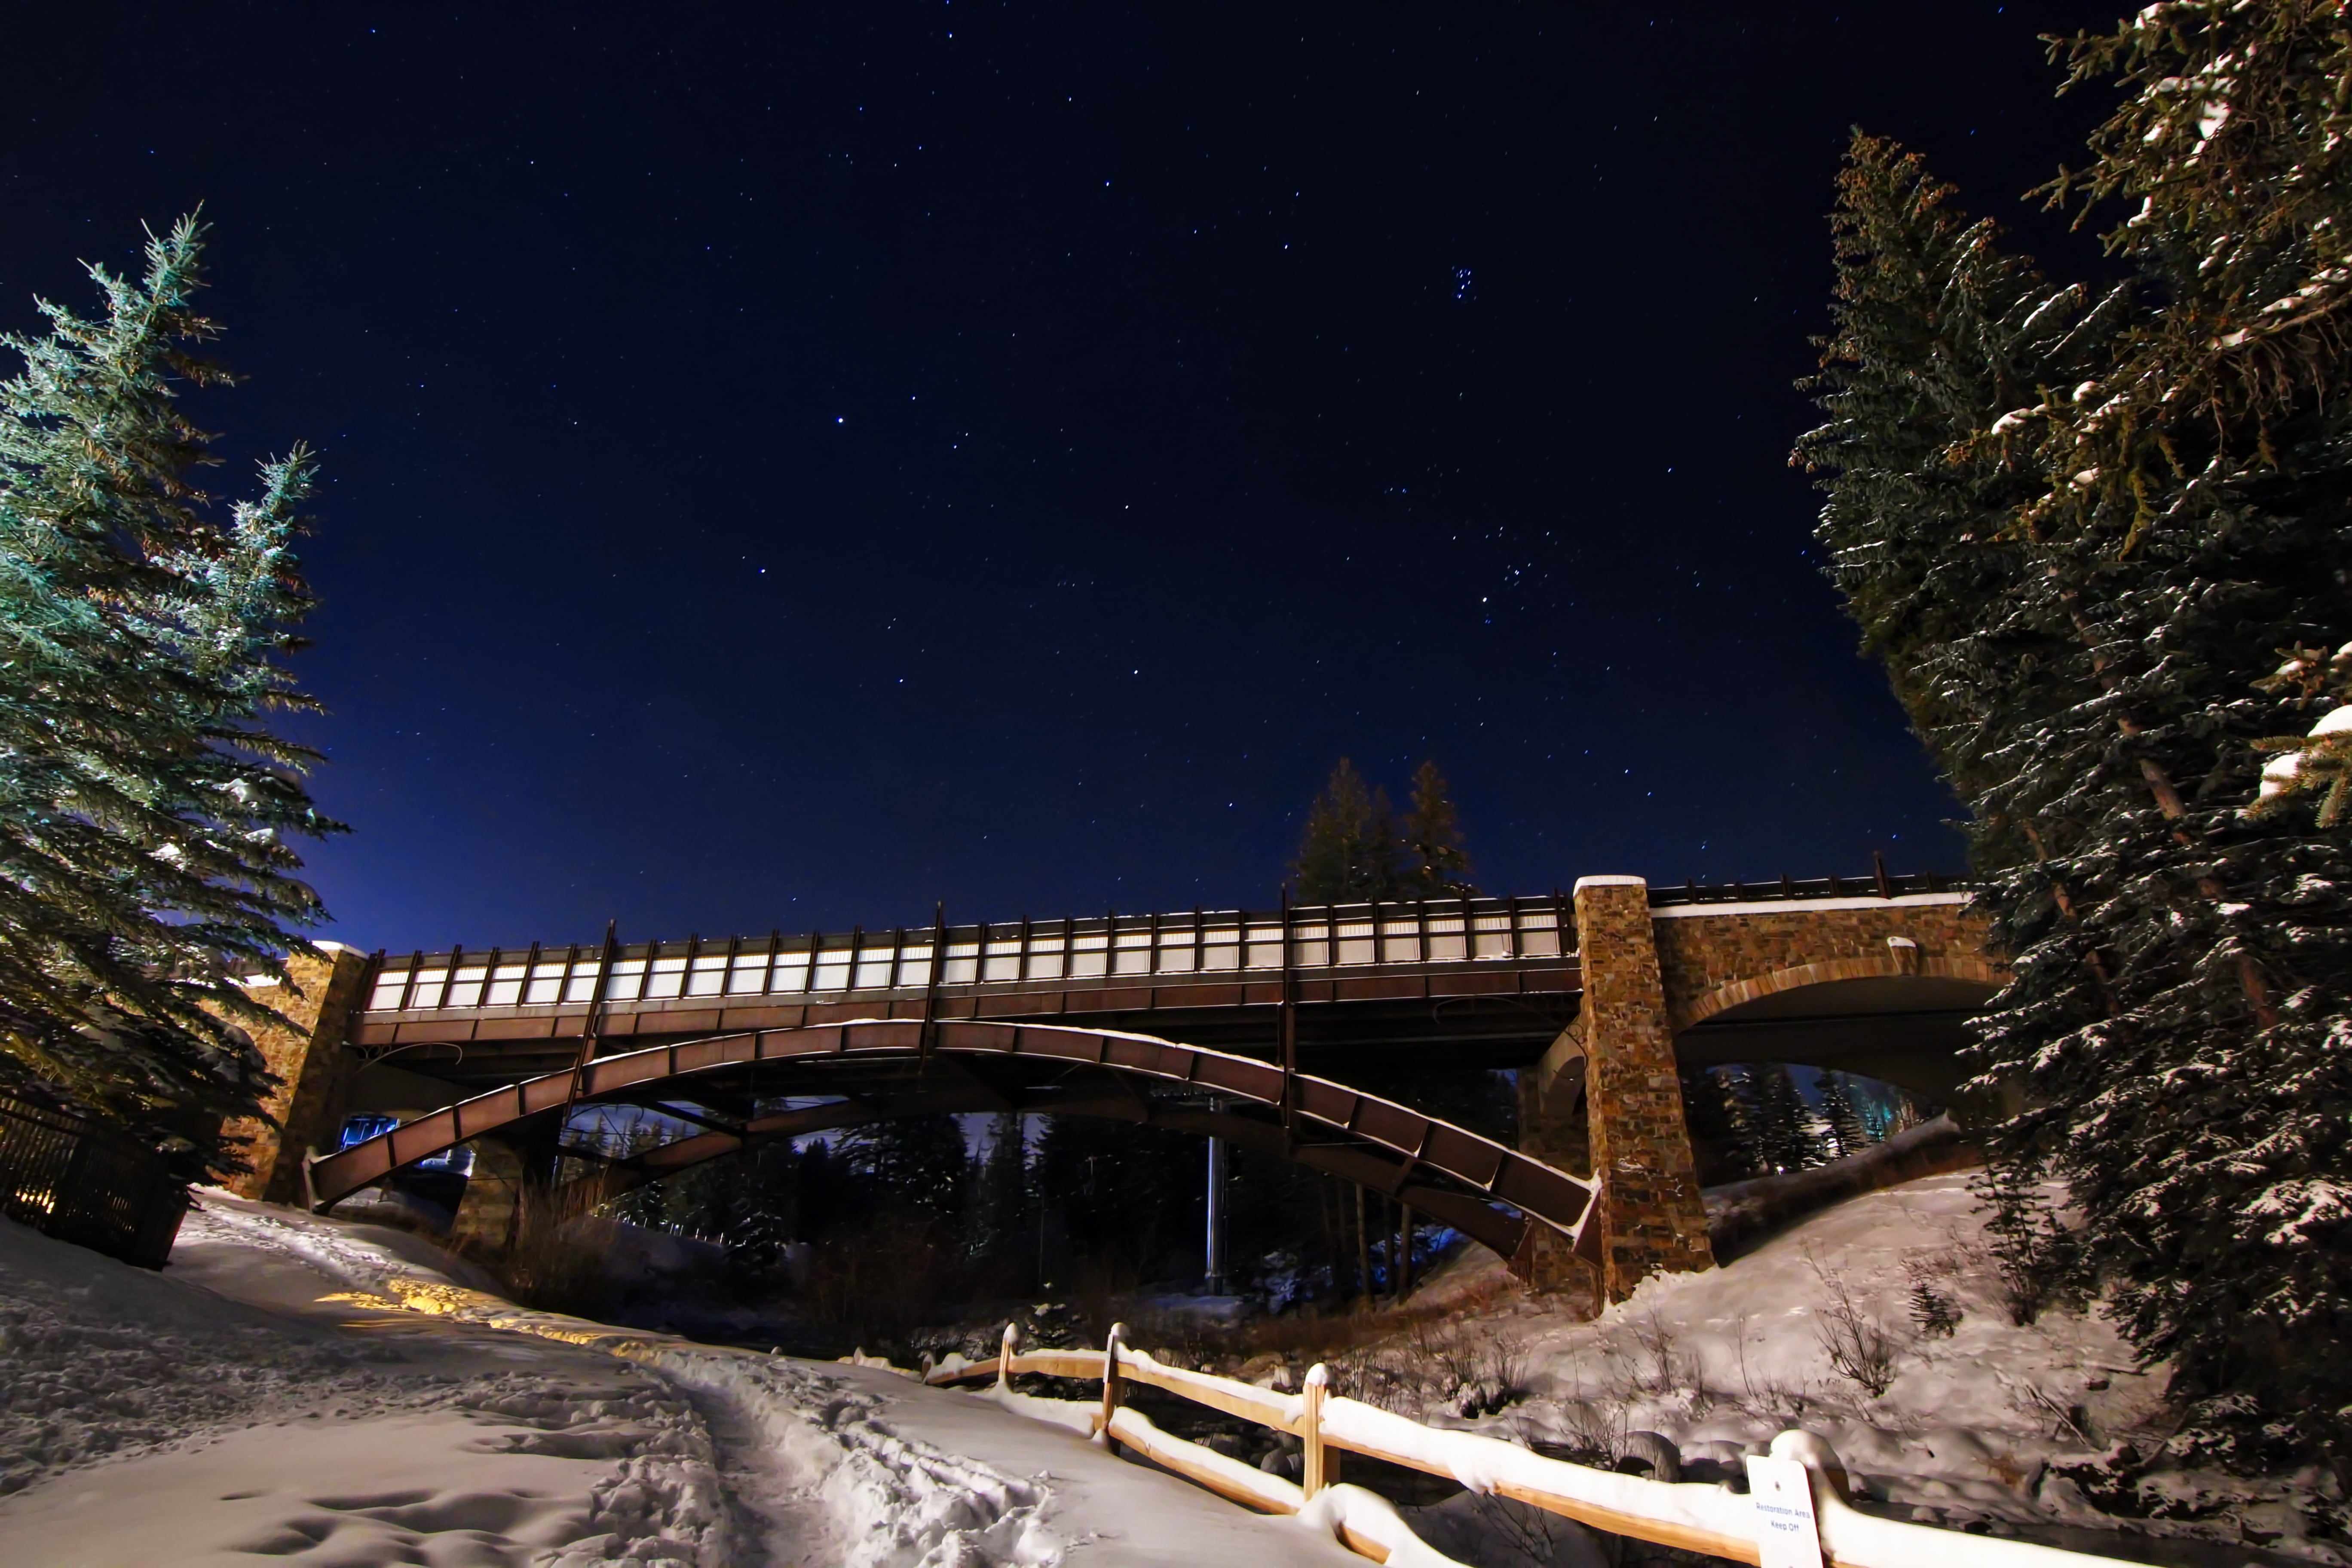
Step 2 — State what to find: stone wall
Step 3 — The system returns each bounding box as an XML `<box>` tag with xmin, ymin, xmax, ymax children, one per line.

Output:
<box><xmin>218</xmin><ymin>944</ymin><xmax>371</xmax><ymax>1205</ymax></box>
<box><xmin>1653</xmin><ymin>897</ymin><xmax>2000</xmax><ymax>1030</ymax></box>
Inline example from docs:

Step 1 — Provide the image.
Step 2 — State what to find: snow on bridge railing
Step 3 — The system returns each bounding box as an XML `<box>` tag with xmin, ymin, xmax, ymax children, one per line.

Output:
<box><xmin>360</xmin><ymin>894</ymin><xmax>1577</xmax><ymax>1015</ymax></box>
<box><xmin>925</xmin><ymin>1323</ymin><xmax>2133</xmax><ymax>1568</ymax></box>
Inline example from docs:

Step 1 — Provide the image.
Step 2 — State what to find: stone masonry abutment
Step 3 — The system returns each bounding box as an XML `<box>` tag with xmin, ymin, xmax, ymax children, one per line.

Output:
<box><xmin>1518</xmin><ymin>878</ymin><xmax>2003</xmax><ymax>1305</ymax></box>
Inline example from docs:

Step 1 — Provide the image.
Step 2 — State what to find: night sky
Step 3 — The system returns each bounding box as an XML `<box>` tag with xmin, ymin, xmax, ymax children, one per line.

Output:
<box><xmin>3</xmin><ymin>4</ymin><xmax>2121</xmax><ymax>953</ymax></box>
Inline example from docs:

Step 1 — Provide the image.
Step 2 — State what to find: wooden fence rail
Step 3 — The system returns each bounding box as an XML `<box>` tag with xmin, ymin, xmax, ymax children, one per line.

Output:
<box><xmin>928</xmin><ymin>1327</ymin><xmax>2136</xmax><ymax>1568</ymax></box>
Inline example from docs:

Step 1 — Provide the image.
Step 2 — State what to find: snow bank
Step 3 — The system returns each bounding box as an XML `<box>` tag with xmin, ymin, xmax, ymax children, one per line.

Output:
<box><xmin>1361</xmin><ymin>1172</ymin><xmax>2342</xmax><ymax>1564</ymax></box>
<box><xmin>175</xmin><ymin>1194</ymin><xmax>1364</xmax><ymax>1567</ymax></box>
<box><xmin>0</xmin><ymin>1200</ymin><xmax>736</xmax><ymax>1566</ymax></box>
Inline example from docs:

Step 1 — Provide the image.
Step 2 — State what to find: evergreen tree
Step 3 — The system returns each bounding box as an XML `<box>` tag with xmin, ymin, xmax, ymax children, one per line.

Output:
<box><xmin>968</xmin><ymin>1111</ymin><xmax>1029</xmax><ymax>1266</ymax></box>
<box><xmin>1798</xmin><ymin>3</ymin><xmax>2352</xmax><ymax>1466</ymax></box>
<box><xmin>1737</xmin><ymin>1066</ymin><xmax>1823</xmax><ymax>1176</ymax></box>
<box><xmin>0</xmin><ymin>215</ymin><xmax>340</xmax><ymax>1167</ymax></box>
<box><xmin>1817</xmin><ymin>1072</ymin><xmax>1874</xmax><ymax>1161</ymax></box>
<box><xmin>1679</xmin><ymin>1065</ymin><xmax>1760</xmax><ymax>1184</ymax></box>
<box><xmin>1403</xmin><ymin>759</ymin><xmax>1477</xmax><ymax>897</ymax></box>
<box><xmin>1291</xmin><ymin>757</ymin><xmax>1406</xmax><ymax>903</ymax></box>
<box><xmin>725</xmin><ymin>1141</ymin><xmax>799</xmax><ymax>1269</ymax></box>
<box><xmin>840</xmin><ymin>1115</ymin><xmax>969</xmax><ymax>1220</ymax></box>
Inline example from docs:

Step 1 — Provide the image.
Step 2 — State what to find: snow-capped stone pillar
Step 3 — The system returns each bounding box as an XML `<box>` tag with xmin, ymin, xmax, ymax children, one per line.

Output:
<box><xmin>217</xmin><ymin>943</ymin><xmax>370</xmax><ymax>1207</ymax></box>
<box><xmin>1574</xmin><ymin>875</ymin><xmax>1715</xmax><ymax>1301</ymax></box>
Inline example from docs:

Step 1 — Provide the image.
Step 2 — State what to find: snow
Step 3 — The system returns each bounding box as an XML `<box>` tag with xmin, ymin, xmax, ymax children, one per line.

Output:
<box><xmin>1651</xmin><ymin>891</ymin><xmax>1970</xmax><ymax>921</ymax></box>
<box><xmin>1361</xmin><ymin>1172</ymin><xmax>2342</xmax><ymax>1564</ymax></box>
<box><xmin>0</xmin><ymin>1198</ymin><xmax>735</xmax><ymax>1566</ymax></box>
<box><xmin>2307</xmin><ymin>706</ymin><xmax>2352</xmax><ymax>738</ymax></box>
<box><xmin>951</xmin><ymin>1375</ymin><xmax>1468</xmax><ymax>1564</ymax></box>
<box><xmin>0</xmin><ymin>1191</ymin><xmax>1375</xmax><ymax>1567</ymax></box>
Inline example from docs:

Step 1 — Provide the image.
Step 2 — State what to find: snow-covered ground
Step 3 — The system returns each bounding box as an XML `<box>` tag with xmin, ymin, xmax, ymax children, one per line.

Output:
<box><xmin>1320</xmin><ymin>1173</ymin><xmax>2340</xmax><ymax>1566</ymax></box>
<box><xmin>7</xmin><ymin>1172</ymin><xmax>2337</xmax><ymax>1568</ymax></box>
<box><xmin>0</xmin><ymin>1193</ymin><xmax>1370</xmax><ymax>1567</ymax></box>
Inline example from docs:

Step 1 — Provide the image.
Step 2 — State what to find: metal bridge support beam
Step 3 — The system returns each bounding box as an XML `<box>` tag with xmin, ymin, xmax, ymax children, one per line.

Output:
<box><xmin>217</xmin><ymin>944</ymin><xmax>370</xmax><ymax>1207</ymax></box>
<box><xmin>448</xmin><ymin>1135</ymin><xmax>531</xmax><ymax>1256</ymax></box>
<box><xmin>1574</xmin><ymin>876</ymin><xmax>1714</xmax><ymax>1302</ymax></box>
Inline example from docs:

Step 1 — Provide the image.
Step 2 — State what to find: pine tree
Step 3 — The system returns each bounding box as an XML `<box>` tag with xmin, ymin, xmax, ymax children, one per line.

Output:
<box><xmin>1402</xmin><ymin>759</ymin><xmax>1477</xmax><ymax>897</ymax></box>
<box><xmin>1679</xmin><ymin>1065</ymin><xmax>1759</xmax><ymax>1184</ymax></box>
<box><xmin>1798</xmin><ymin>3</ymin><xmax>2352</xmax><ymax>1467</ymax></box>
<box><xmin>1817</xmin><ymin>1072</ymin><xmax>1874</xmax><ymax>1161</ymax></box>
<box><xmin>1737</xmin><ymin>1066</ymin><xmax>1824</xmax><ymax>1176</ymax></box>
<box><xmin>1291</xmin><ymin>758</ymin><xmax>1406</xmax><ymax>903</ymax></box>
<box><xmin>0</xmin><ymin>215</ymin><xmax>341</xmax><ymax>1169</ymax></box>
<box><xmin>840</xmin><ymin>1115</ymin><xmax>969</xmax><ymax>1220</ymax></box>
<box><xmin>725</xmin><ymin>1141</ymin><xmax>799</xmax><ymax>1269</ymax></box>
<box><xmin>968</xmin><ymin>1110</ymin><xmax>1029</xmax><ymax>1266</ymax></box>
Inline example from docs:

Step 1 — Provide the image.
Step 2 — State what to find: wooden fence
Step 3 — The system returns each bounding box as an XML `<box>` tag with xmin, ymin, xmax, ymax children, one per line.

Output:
<box><xmin>0</xmin><ymin>1094</ymin><xmax>189</xmax><ymax>1269</ymax></box>
<box><xmin>929</xmin><ymin>1325</ymin><xmax>2133</xmax><ymax>1568</ymax></box>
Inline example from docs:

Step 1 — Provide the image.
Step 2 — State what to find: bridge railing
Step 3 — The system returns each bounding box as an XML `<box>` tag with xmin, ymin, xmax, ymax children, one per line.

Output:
<box><xmin>1647</xmin><ymin>867</ymin><xmax>1970</xmax><ymax>908</ymax></box>
<box><xmin>361</xmin><ymin>894</ymin><xmax>1577</xmax><ymax>1016</ymax></box>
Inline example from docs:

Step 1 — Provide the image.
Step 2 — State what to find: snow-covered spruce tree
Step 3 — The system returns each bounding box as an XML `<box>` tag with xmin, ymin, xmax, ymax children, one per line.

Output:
<box><xmin>1738</xmin><ymin>1066</ymin><xmax>1825</xmax><ymax>1176</ymax></box>
<box><xmin>0</xmin><ymin>215</ymin><xmax>339</xmax><ymax>1171</ymax></box>
<box><xmin>1817</xmin><ymin>1072</ymin><xmax>1874</xmax><ymax>1161</ymax></box>
<box><xmin>1677</xmin><ymin>1064</ymin><xmax>1760</xmax><ymax>1182</ymax></box>
<box><xmin>1800</xmin><ymin>3</ymin><xmax>2352</xmax><ymax>1469</ymax></box>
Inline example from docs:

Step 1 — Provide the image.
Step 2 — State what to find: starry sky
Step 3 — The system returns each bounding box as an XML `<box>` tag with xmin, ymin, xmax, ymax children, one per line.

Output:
<box><xmin>2</xmin><ymin>3</ymin><xmax>2121</xmax><ymax>953</ymax></box>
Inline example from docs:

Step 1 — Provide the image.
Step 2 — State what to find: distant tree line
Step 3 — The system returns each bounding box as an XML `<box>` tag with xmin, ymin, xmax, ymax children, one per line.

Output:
<box><xmin>607</xmin><ymin>1063</ymin><xmax>1519</xmax><ymax>1357</ymax></box>
<box><xmin>1679</xmin><ymin>1063</ymin><xmax>1913</xmax><ymax>1186</ymax></box>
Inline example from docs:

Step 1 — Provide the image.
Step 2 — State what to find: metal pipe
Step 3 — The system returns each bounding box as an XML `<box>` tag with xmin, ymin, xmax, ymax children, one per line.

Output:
<box><xmin>1205</xmin><ymin>1119</ymin><xmax>1228</xmax><ymax>1295</ymax></box>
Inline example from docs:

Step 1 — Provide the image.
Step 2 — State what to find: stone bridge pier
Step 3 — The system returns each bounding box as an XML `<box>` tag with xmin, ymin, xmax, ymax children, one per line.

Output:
<box><xmin>1519</xmin><ymin>874</ymin><xmax>2000</xmax><ymax>1306</ymax></box>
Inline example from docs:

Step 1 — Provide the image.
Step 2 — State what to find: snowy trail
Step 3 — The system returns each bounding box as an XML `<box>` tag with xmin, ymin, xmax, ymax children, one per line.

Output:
<box><xmin>0</xmin><ymin>1193</ymin><xmax>1365</xmax><ymax>1568</ymax></box>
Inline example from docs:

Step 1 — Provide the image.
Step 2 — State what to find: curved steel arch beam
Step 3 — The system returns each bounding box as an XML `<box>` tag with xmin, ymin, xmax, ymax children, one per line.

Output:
<box><xmin>311</xmin><ymin>1020</ymin><xmax>1598</xmax><ymax>1249</ymax></box>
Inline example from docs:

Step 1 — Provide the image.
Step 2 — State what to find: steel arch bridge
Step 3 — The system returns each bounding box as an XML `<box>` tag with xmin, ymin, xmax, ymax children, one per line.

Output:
<box><xmin>308</xmin><ymin>1019</ymin><xmax>1602</xmax><ymax>1263</ymax></box>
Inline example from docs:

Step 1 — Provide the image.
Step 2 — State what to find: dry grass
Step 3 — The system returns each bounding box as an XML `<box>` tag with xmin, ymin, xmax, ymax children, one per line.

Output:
<box><xmin>482</xmin><ymin>1179</ymin><xmax>616</xmax><ymax>1315</ymax></box>
<box><xmin>1803</xmin><ymin>1246</ymin><xmax>1905</xmax><ymax>1399</ymax></box>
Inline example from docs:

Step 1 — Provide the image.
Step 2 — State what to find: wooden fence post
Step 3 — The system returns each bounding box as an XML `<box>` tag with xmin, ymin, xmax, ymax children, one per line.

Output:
<box><xmin>998</xmin><ymin>1321</ymin><xmax>1020</xmax><ymax>1390</ymax></box>
<box><xmin>1302</xmin><ymin>1362</ymin><xmax>1329</xmax><ymax>1496</ymax></box>
<box><xmin>1098</xmin><ymin>1321</ymin><xmax>1127</xmax><ymax>1449</ymax></box>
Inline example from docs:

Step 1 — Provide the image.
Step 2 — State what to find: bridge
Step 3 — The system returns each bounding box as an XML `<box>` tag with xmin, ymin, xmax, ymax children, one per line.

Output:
<box><xmin>225</xmin><ymin>867</ymin><xmax>2000</xmax><ymax>1304</ymax></box>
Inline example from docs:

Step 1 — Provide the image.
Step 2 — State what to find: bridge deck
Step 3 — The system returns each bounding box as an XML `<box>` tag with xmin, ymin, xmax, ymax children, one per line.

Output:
<box><xmin>352</xmin><ymin>897</ymin><xmax>1582</xmax><ymax>1081</ymax></box>
<box><xmin>346</xmin><ymin>873</ymin><xmax>1973</xmax><ymax>1088</ymax></box>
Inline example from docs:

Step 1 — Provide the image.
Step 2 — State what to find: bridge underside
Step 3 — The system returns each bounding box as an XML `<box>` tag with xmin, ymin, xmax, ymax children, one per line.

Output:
<box><xmin>1674</xmin><ymin>976</ymin><xmax>1998</xmax><ymax>1102</ymax></box>
<box><xmin>351</xmin><ymin>989</ymin><xmax>1583</xmax><ymax>1096</ymax></box>
<box><xmin>312</xmin><ymin>1021</ymin><xmax>1600</xmax><ymax>1265</ymax></box>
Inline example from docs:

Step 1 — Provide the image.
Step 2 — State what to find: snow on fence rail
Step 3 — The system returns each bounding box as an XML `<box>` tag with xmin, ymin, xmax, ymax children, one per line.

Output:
<box><xmin>927</xmin><ymin>1324</ymin><xmax>2137</xmax><ymax>1568</ymax></box>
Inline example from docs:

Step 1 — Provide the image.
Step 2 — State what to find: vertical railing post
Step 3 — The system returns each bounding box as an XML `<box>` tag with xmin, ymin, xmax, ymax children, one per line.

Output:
<box><xmin>1302</xmin><ymin>1362</ymin><xmax>1330</xmax><ymax>1496</ymax></box>
<box><xmin>921</xmin><ymin>902</ymin><xmax>945</xmax><ymax>1060</ymax></box>
<box><xmin>1280</xmin><ymin>888</ymin><xmax>1298</xmax><ymax>1151</ymax></box>
<box><xmin>1098</xmin><ymin>1321</ymin><xmax>1127</xmax><ymax>1448</ymax></box>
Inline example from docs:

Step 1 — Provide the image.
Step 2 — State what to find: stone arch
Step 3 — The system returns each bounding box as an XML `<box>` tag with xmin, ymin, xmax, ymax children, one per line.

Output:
<box><xmin>1672</xmin><ymin>952</ymin><xmax>2010</xmax><ymax>1034</ymax></box>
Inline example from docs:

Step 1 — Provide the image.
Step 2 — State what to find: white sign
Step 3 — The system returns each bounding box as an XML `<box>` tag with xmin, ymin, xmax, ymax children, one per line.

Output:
<box><xmin>1746</xmin><ymin>1455</ymin><xmax>1824</xmax><ymax>1568</ymax></box>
